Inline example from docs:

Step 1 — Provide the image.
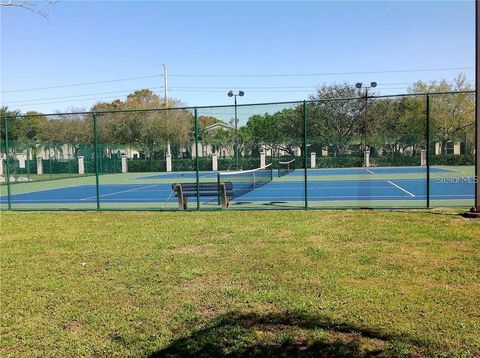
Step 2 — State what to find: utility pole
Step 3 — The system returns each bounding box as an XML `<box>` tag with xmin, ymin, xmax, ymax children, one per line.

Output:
<box><xmin>163</xmin><ymin>64</ymin><xmax>171</xmax><ymax>157</ymax></box>
<box><xmin>355</xmin><ymin>82</ymin><xmax>377</xmax><ymax>167</ymax></box>
<box><xmin>163</xmin><ymin>64</ymin><xmax>168</xmax><ymax>107</ymax></box>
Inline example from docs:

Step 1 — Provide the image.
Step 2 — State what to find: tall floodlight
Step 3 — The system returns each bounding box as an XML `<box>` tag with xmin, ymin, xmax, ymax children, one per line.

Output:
<box><xmin>228</xmin><ymin>90</ymin><xmax>244</xmax><ymax>169</ymax></box>
<box><xmin>355</xmin><ymin>82</ymin><xmax>377</xmax><ymax>153</ymax></box>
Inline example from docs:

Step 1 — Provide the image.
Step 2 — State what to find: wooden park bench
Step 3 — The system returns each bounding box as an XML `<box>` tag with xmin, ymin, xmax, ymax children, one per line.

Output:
<box><xmin>171</xmin><ymin>182</ymin><xmax>233</xmax><ymax>210</ymax></box>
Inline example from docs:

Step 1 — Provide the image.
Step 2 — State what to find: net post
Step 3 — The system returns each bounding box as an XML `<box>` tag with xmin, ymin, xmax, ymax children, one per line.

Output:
<box><xmin>93</xmin><ymin>112</ymin><xmax>101</xmax><ymax>211</ymax></box>
<box><xmin>194</xmin><ymin>107</ymin><xmax>200</xmax><ymax>211</ymax></box>
<box><xmin>426</xmin><ymin>94</ymin><xmax>430</xmax><ymax>209</ymax></box>
<box><xmin>3</xmin><ymin>113</ymin><xmax>12</xmax><ymax>210</ymax></box>
<box><xmin>303</xmin><ymin>100</ymin><xmax>308</xmax><ymax>210</ymax></box>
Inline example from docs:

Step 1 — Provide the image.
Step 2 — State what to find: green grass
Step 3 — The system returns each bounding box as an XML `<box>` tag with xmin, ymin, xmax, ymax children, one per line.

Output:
<box><xmin>1</xmin><ymin>210</ymin><xmax>479</xmax><ymax>357</ymax></box>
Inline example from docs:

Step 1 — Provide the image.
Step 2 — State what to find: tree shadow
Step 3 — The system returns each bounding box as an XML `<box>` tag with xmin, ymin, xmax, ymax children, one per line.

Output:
<box><xmin>149</xmin><ymin>311</ymin><xmax>426</xmax><ymax>357</ymax></box>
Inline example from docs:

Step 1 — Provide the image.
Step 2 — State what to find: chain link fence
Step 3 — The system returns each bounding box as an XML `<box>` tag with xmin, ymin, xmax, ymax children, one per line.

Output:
<box><xmin>1</xmin><ymin>91</ymin><xmax>476</xmax><ymax>210</ymax></box>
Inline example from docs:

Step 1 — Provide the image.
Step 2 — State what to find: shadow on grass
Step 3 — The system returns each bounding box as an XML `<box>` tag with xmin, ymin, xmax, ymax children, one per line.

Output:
<box><xmin>150</xmin><ymin>311</ymin><xmax>426</xmax><ymax>357</ymax></box>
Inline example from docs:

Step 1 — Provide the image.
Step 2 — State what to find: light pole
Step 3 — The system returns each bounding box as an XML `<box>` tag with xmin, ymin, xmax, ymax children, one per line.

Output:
<box><xmin>355</xmin><ymin>82</ymin><xmax>377</xmax><ymax>153</ymax></box>
<box><xmin>228</xmin><ymin>90</ymin><xmax>244</xmax><ymax>169</ymax></box>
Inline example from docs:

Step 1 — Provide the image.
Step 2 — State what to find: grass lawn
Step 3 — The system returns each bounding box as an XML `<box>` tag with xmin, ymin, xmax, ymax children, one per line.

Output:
<box><xmin>1</xmin><ymin>210</ymin><xmax>479</xmax><ymax>357</ymax></box>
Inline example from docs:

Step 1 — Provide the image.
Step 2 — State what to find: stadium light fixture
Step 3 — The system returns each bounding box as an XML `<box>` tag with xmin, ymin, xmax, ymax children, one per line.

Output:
<box><xmin>227</xmin><ymin>91</ymin><xmax>245</xmax><ymax>169</ymax></box>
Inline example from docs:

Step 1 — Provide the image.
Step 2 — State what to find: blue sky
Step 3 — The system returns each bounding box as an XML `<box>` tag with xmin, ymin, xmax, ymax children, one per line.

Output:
<box><xmin>0</xmin><ymin>1</ymin><xmax>475</xmax><ymax>114</ymax></box>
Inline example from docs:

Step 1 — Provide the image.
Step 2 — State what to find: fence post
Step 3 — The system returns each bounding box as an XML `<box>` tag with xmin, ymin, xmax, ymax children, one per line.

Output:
<box><xmin>304</xmin><ymin>100</ymin><xmax>308</xmax><ymax>210</ymax></box>
<box><xmin>475</xmin><ymin>0</ymin><xmax>480</xmax><ymax>214</ymax></box>
<box><xmin>194</xmin><ymin>108</ymin><xmax>200</xmax><ymax>210</ymax></box>
<box><xmin>93</xmin><ymin>112</ymin><xmax>101</xmax><ymax>210</ymax></box>
<box><xmin>464</xmin><ymin>2</ymin><xmax>479</xmax><ymax>217</ymax></box>
<box><xmin>426</xmin><ymin>94</ymin><xmax>430</xmax><ymax>209</ymax></box>
<box><xmin>3</xmin><ymin>114</ymin><xmax>12</xmax><ymax>210</ymax></box>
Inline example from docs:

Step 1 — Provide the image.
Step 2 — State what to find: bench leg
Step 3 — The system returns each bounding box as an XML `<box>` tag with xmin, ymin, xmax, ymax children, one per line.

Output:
<box><xmin>222</xmin><ymin>196</ymin><xmax>229</xmax><ymax>209</ymax></box>
<box><xmin>220</xmin><ymin>184</ymin><xmax>229</xmax><ymax>209</ymax></box>
<box><xmin>178</xmin><ymin>194</ymin><xmax>183</xmax><ymax>210</ymax></box>
<box><xmin>177</xmin><ymin>194</ymin><xmax>187</xmax><ymax>210</ymax></box>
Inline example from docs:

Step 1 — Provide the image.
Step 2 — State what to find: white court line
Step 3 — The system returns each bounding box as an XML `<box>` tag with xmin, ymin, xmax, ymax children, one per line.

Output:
<box><xmin>80</xmin><ymin>184</ymin><xmax>159</xmax><ymax>201</ymax></box>
<box><xmin>387</xmin><ymin>180</ymin><xmax>415</xmax><ymax>197</ymax></box>
<box><xmin>365</xmin><ymin>168</ymin><xmax>375</xmax><ymax>174</ymax></box>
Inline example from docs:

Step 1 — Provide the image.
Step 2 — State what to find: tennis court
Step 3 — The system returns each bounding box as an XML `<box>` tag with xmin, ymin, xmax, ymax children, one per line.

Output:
<box><xmin>0</xmin><ymin>164</ymin><xmax>474</xmax><ymax>210</ymax></box>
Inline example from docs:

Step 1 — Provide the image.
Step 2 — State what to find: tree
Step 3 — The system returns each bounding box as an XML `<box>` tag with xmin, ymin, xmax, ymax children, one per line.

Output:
<box><xmin>369</xmin><ymin>96</ymin><xmax>426</xmax><ymax>156</ymax></box>
<box><xmin>92</xmin><ymin>90</ymin><xmax>193</xmax><ymax>158</ymax></box>
<box><xmin>0</xmin><ymin>1</ymin><xmax>58</xmax><ymax>19</ymax></box>
<box><xmin>244</xmin><ymin>113</ymin><xmax>287</xmax><ymax>157</ymax></box>
<box><xmin>309</xmin><ymin>84</ymin><xmax>364</xmax><ymax>156</ymax></box>
<box><xmin>19</xmin><ymin>111</ymin><xmax>48</xmax><ymax>141</ymax></box>
<box><xmin>1</xmin><ymin>107</ymin><xmax>23</xmax><ymax>143</ymax></box>
<box><xmin>409</xmin><ymin>74</ymin><xmax>474</xmax><ymax>154</ymax></box>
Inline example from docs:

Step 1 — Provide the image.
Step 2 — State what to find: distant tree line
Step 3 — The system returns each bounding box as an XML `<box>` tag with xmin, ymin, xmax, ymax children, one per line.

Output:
<box><xmin>1</xmin><ymin>74</ymin><xmax>475</xmax><ymax>161</ymax></box>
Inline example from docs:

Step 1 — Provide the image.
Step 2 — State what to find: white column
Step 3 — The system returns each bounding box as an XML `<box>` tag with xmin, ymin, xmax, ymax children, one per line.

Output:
<box><xmin>310</xmin><ymin>152</ymin><xmax>316</xmax><ymax>169</ymax></box>
<box><xmin>421</xmin><ymin>149</ymin><xmax>427</xmax><ymax>166</ymax></box>
<box><xmin>166</xmin><ymin>153</ymin><xmax>172</xmax><ymax>172</ymax></box>
<box><xmin>364</xmin><ymin>149</ymin><xmax>370</xmax><ymax>168</ymax></box>
<box><xmin>260</xmin><ymin>149</ymin><xmax>266</xmax><ymax>168</ymax></box>
<box><xmin>212</xmin><ymin>153</ymin><xmax>218</xmax><ymax>171</ymax></box>
<box><xmin>121</xmin><ymin>155</ymin><xmax>128</xmax><ymax>173</ymax></box>
<box><xmin>36</xmin><ymin>157</ymin><xmax>43</xmax><ymax>175</ymax></box>
<box><xmin>453</xmin><ymin>142</ymin><xmax>461</xmax><ymax>155</ymax></box>
<box><xmin>0</xmin><ymin>158</ymin><xmax>4</xmax><ymax>176</ymax></box>
<box><xmin>322</xmin><ymin>146</ymin><xmax>328</xmax><ymax>157</ymax></box>
<box><xmin>18</xmin><ymin>155</ymin><xmax>26</xmax><ymax>169</ymax></box>
<box><xmin>78</xmin><ymin>156</ymin><xmax>85</xmax><ymax>175</ymax></box>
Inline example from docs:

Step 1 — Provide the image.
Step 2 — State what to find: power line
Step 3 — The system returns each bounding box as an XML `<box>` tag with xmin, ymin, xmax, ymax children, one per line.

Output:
<box><xmin>167</xmin><ymin>67</ymin><xmax>475</xmax><ymax>78</ymax></box>
<box><xmin>4</xmin><ymin>87</ymin><xmax>165</xmax><ymax>104</ymax></box>
<box><xmin>1</xmin><ymin>74</ymin><xmax>162</xmax><ymax>94</ymax></box>
<box><xmin>3</xmin><ymin>79</ymin><xmax>474</xmax><ymax>105</ymax></box>
<box><xmin>1</xmin><ymin>66</ymin><xmax>474</xmax><ymax>94</ymax></box>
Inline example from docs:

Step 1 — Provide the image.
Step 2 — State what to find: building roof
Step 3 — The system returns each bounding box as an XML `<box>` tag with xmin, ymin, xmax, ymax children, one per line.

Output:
<box><xmin>203</xmin><ymin>122</ymin><xmax>234</xmax><ymax>132</ymax></box>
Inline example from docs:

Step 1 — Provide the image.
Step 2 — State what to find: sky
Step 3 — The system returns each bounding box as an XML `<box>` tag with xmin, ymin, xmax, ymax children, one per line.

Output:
<box><xmin>0</xmin><ymin>0</ymin><xmax>476</xmax><ymax>115</ymax></box>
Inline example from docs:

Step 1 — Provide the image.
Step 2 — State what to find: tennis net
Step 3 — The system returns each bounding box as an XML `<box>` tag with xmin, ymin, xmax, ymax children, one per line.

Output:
<box><xmin>217</xmin><ymin>163</ymin><xmax>273</xmax><ymax>199</ymax></box>
<box><xmin>278</xmin><ymin>159</ymin><xmax>296</xmax><ymax>177</ymax></box>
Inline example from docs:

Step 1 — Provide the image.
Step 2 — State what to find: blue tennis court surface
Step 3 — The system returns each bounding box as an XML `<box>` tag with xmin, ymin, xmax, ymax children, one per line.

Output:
<box><xmin>1</xmin><ymin>166</ymin><xmax>474</xmax><ymax>208</ymax></box>
<box><xmin>137</xmin><ymin>166</ymin><xmax>456</xmax><ymax>180</ymax></box>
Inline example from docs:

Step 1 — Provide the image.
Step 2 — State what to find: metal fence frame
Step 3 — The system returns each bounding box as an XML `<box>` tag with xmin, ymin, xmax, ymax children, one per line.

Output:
<box><xmin>1</xmin><ymin>90</ymin><xmax>476</xmax><ymax>211</ymax></box>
